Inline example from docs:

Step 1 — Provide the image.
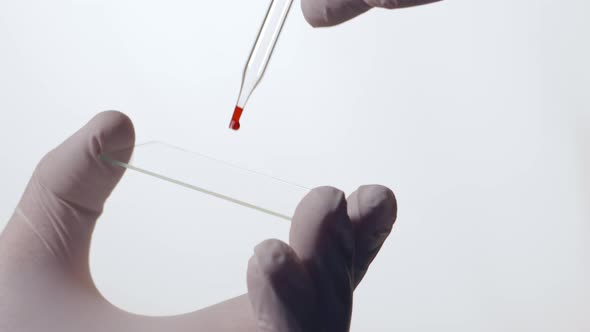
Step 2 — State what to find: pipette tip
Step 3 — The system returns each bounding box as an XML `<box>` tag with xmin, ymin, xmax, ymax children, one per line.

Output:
<box><xmin>229</xmin><ymin>106</ymin><xmax>244</xmax><ymax>131</ymax></box>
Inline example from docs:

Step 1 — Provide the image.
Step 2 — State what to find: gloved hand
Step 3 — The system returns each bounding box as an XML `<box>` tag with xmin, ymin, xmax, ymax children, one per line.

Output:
<box><xmin>0</xmin><ymin>111</ymin><xmax>397</xmax><ymax>331</ymax></box>
<box><xmin>302</xmin><ymin>0</ymin><xmax>441</xmax><ymax>27</ymax></box>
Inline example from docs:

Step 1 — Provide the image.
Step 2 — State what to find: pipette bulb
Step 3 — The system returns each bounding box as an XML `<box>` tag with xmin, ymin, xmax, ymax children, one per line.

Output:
<box><xmin>229</xmin><ymin>106</ymin><xmax>244</xmax><ymax>131</ymax></box>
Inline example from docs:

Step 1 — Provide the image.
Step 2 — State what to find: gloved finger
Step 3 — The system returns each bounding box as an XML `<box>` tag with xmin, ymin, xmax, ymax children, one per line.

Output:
<box><xmin>289</xmin><ymin>186</ymin><xmax>354</xmax><ymax>331</ymax></box>
<box><xmin>347</xmin><ymin>185</ymin><xmax>397</xmax><ymax>287</ymax></box>
<box><xmin>247</xmin><ymin>239</ymin><xmax>315</xmax><ymax>332</ymax></box>
<box><xmin>4</xmin><ymin>111</ymin><xmax>134</xmax><ymax>274</ymax></box>
<box><xmin>301</xmin><ymin>0</ymin><xmax>442</xmax><ymax>27</ymax></box>
<box><xmin>365</xmin><ymin>0</ymin><xmax>441</xmax><ymax>10</ymax></box>
<box><xmin>301</xmin><ymin>0</ymin><xmax>371</xmax><ymax>27</ymax></box>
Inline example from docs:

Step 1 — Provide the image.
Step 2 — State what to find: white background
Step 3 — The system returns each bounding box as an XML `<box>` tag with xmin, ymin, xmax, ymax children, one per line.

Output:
<box><xmin>1</xmin><ymin>0</ymin><xmax>589</xmax><ymax>330</ymax></box>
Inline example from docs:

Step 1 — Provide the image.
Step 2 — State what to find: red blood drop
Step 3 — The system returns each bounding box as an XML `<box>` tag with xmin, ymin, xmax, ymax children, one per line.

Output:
<box><xmin>229</xmin><ymin>106</ymin><xmax>243</xmax><ymax>131</ymax></box>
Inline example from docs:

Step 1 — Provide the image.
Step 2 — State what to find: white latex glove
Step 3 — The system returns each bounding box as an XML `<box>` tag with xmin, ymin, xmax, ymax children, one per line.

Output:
<box><xmin>0</xmin><ymin>112</ymin><xmax>397</xmax><ymax>331</ymax></box>
<box><xmin>302</xmin><ymin>0</ymin><xmax>441</xmax><ymax>27</ymax></box>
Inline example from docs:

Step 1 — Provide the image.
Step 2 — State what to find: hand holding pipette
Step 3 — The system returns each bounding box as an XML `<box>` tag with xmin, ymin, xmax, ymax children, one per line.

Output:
<box><xmin>230</xmin><ymin>0</ymin><xmax>441</xmax><ymax>130</ymax></box>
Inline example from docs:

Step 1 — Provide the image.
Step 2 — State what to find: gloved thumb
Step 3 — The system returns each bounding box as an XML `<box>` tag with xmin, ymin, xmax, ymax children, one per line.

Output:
<box><xmin>1</xmin><ymin>111</ymin><xmax>134</xmax><ymax>280</ymax></box>
<box><xmin>301</xmin><ymin>0</ymin><xmax>441</xmax><ymax>27</ymax></box>
<box><xmin>247</xmin><ymin>240</ymin><xmax>316</xmax><ymax>332</ymax></box>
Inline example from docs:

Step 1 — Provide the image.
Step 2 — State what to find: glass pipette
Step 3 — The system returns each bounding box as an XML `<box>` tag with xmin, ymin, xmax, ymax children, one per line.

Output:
<box><xmin>229</xmin><ymin>0</ymin><xmax>294</xmax><ymax>131</ymax></box>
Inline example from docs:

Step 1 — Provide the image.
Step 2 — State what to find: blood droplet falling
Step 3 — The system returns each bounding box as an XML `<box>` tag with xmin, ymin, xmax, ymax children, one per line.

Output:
<box><xmin>229</xmin><ymin>106</ymin><xmax>243</xmax><ymax>131</ymax></box>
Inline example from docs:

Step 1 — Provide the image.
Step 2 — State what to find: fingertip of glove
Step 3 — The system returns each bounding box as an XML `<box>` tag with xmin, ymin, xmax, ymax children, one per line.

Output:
<box><xmin>357</xmin><ymin>185</ymin><xmax>397</xmax><ymax>218</ymax></box>
<box><xmin>292</xmin><ymin>186</ymin><xmax>349</xmax><ymax>234</ymax></box>
<box><xmin>301</xmin><ymin>0</ymin><xmax>329</xmax><ymax>28</ymax></box>
<box><xmin>290</xmin><ymin>186</ymin><xmax>354</xmax><ymax>260</ymax></box>
<box><xmin>252</xmin><ymin>239</ymin><xmax>297</xmax><ymax>277</ymax></box>
<box><xmin>87</xmin><ymin>111</ymin><xmax>135</xmax><ymax>156</ymax></box>
<box><xmin>301</xmin><ymin>0</ymin><xmax>371</xmax><ymax>27</ymax></box>
<box><xmin>298</xmin><ymin>186</ymin><xmax>347</xmax><ymax>217</ymax></box>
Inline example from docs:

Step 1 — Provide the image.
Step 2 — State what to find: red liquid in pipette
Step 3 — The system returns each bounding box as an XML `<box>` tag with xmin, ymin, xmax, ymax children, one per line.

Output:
<box><xmin>229</xmin><ymin>106</ymin><xmax>243</xmax><ymax>131</ymax></box>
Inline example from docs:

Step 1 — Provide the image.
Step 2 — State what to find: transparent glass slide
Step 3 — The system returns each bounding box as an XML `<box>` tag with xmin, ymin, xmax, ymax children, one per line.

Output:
<box><xmin>100</xmin><ymin>142</ymin><xmax>309</xmax><ymax>221</ymax></box>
